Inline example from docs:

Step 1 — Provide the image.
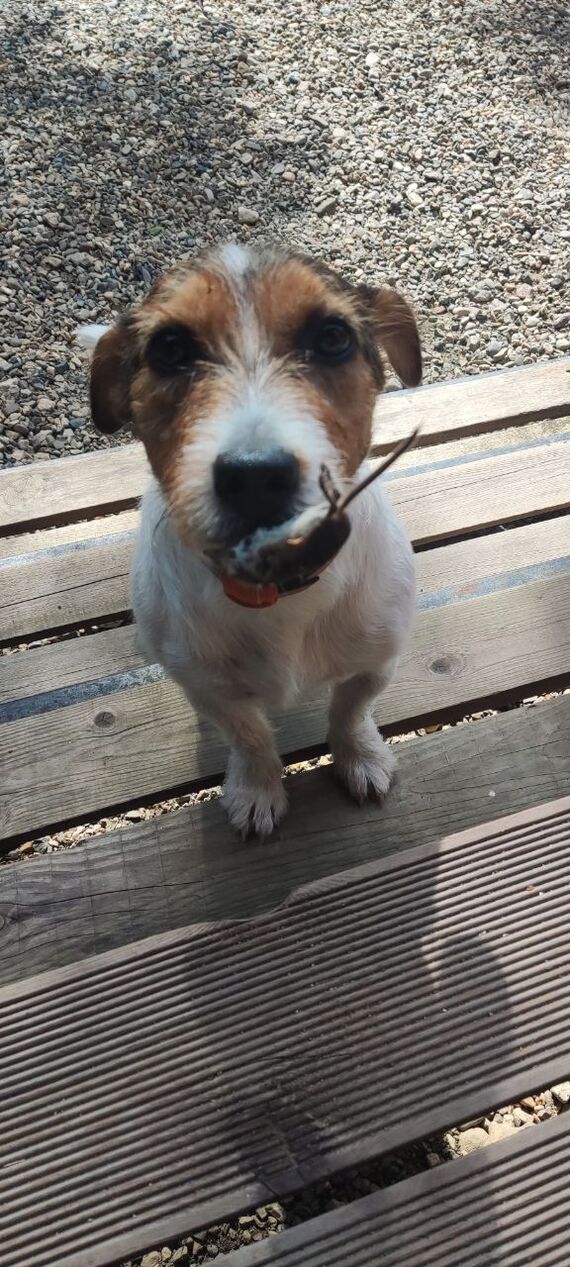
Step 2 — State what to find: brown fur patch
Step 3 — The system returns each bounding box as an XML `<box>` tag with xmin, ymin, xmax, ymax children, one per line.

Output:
<box><xmin>131</xmin><ymin>365</ymin><xmax>226</xmax><ymax>494</ymax></box>
<box><xmin>253</xmin><ymin>257</ymin><xmax>360</xmax><ymax>357</ymax></box>
<box><xmin>252</xmin><ymin>257</ymin><xmax>380</xmax><ymax>474</ymax></box>
<box><xmin>135</xmin><ymin>267</ymin><xmax>239</xmax><ymax>361</ymax></box>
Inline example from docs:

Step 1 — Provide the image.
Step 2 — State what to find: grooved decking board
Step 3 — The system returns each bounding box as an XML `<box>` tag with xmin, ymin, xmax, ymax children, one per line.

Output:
<box><xmin>1</xmin><ymin>797</ymin><xmax>569</xmax><ymax>1267</ymax></box>
<box><xmin>2</xmin><ymin>695</ymin><xmax>569</xmax><ymax>984</ymax></box>
<box><xmin>2</xmin><ymin>487</ymin><xmax>569</xmax><ymax>648</ymax></box>
<box><xmin>1</xmin><ymin>572</ymin><xmax>569</xmax><ymax>841</ymax></box>
<box><xmin>3</xmin><ymin>517</ymin><xmax>569</xmax><ymax>706</ymax></box>
<box><xmin>229</xmin><ymin>1112</ymin><xmax>570</xmax><ymax>1266</ymax></box>
<box><xmin>1</xmin><ymin>362</ymin><xmax>569</xmax><ymax>535</ymax></box>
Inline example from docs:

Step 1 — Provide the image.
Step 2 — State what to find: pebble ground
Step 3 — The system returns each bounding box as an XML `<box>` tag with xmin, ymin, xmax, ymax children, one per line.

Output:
<box><xmin>1</xmin><ymin>0</ymin><xmax>569</xmax><ymax>465</ymax></box>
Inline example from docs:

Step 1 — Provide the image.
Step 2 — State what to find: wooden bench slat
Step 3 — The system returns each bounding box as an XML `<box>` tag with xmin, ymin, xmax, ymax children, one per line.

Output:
<box><xmin>229</xmin><ymin>1112</ymin><xmax>570</xmax><ymax>1266</ymax></box>
<box><xmin>395</xmin><ymin>435</ymin><xmax>570</xmax><ymax>545</ymax></box>
<box><xmin>375</xmin><ymin>356</ymin><xmax>570</xmax><ymax>451</ymax></box>
<box><xmin>2</xmin><ymin>694</ymin><xmax>568</xmax><ymax>982</ymax></box>
<box><xmin>1</xmin><ymin>796</ymin><xmax>569</xmax><ymax>1267</ymax></box>
<box><xmin>2</xmin><ymin>439</ymin><xmax>569</xmax><ymax>641</ymax></box>
<box><xmin>0</xmin><ymin>511</ymin><xmax>138</xmax><ymax>562</ymax></box>
<box><xmin>3</xmin><ymin>518</ymin><xmax>569</xmax><ymax>708</ymax></box>
<box><xmin>0</xmin><ymin>446</ymin><xmax>148</xmax><ymax>535</ymax></box>
<box><xmin>1</xmin><ymin>572</ymin><xmax>568</xmax><ymax>841</ymax></box>
<box><xmin>1</xmin><ymin>361</ymin><xmax>568</xmax><ymax>536</ymax></box>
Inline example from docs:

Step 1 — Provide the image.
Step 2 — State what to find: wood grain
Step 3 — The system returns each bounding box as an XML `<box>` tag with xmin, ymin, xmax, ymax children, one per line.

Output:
<box><xmin>0</xmin><ymin>510</ymin><xmax>137</xmax><ymax>561</ymax></box>
<box><xmin>1</xmin><ymin>695</ymin><xmax>568</xmax><ymax>983</ymax></box>
<box><xmin>1</xmin><ymin>572</ymin><xmax>568</xmax><ymax>841</ymax></box>
<box><xmin>0</xmin><ymin>445</ymin><xmax>148</xmax><ymax>534</ymax></box>
<box><xmin>2</xmin><ymin>440</ymin><xmax>569</xmax><ymax>641</ymax></box>
<box><xmin>391</xmin><ymin>436</ymin><xmax>570</xmax><ymax>546</ymax></box>
<box><xmin>3</xmin><ymin>517</ymin><xmax>569</xmax><ymax>707</ymax></box>
<box><xmin>373</xmin><ymin>357</ymin><xmax>570</xmax><ymax>452</ymax></box>
<box><xmin>0</xmin><ymin>535</ymin><xmax>132</xmax><ymax>640</ymax></box>
<box><xmin>1</xmin><ymin>361</ymin><xmax>568</xmax><ymax>534</ymax></box>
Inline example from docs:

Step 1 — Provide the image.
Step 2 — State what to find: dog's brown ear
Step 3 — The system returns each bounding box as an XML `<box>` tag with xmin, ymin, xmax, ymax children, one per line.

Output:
<box><xmin>90</xmin><ymin>324</ymin><xmax>133</xmax><ymax>434</ymax></box>
<box><xmin>365</xmin><ymin>287</ymin><xmax>422</xmax><ymax>387</ymax></box>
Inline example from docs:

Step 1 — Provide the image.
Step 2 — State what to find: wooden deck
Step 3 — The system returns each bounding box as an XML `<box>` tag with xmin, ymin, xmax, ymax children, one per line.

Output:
<box><xmin>0</xmin><ymin>358</ymin><xmax>569</xmax><ymax>1267</ymax></box>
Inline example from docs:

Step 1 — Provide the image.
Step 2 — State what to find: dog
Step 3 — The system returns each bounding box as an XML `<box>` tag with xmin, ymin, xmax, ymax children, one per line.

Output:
<box><xmin>82</xmin><ymin>244</ymin><xmax>421</xmax><ymax>836</ymax></box>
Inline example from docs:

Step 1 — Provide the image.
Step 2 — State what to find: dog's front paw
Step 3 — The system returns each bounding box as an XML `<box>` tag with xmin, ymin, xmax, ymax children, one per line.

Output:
<box><xmin>223</xmin><ymin>755</ymin><xmax>287</xmax><ymax>839</ymax></box>
<box><xmin>332</xmin><ymin>727</ymin><xmax>396</xmax><ymax>806</ymax></box>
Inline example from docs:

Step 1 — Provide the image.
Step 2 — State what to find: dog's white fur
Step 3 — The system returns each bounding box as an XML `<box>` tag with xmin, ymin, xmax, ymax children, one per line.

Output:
<box><xmin>132</xmin><ymin>468</ymin><xmax>415</xmax><ymax>835</ymax></box>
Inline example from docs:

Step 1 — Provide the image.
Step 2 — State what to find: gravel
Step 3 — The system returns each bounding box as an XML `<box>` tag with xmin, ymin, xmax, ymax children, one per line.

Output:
<box><xmin>1</xmin><ymin>0</ymin><xmax>569</xmax><ymax>466</ymax></box>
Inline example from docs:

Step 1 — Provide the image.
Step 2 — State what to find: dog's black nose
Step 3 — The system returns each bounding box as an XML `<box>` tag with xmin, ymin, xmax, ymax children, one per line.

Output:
<box><xmin>214</xmin><ymin>449</ymin><xmax>300</xmax><ymax>533</ymax></box>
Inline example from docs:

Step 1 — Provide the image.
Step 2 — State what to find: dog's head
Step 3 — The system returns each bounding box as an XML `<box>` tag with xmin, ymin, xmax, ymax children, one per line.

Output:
<box><xmin>86</xmin><ymin>245</ymin><xmax>421</xmax><ymax>550</ymax></box>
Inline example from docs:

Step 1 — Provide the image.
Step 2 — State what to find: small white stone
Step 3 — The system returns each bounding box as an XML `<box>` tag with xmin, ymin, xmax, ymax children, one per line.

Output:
<box><xmin>552</xmin><ymin>1082</ymin><xmax>570</xmax><ymax>1106</ymax></box>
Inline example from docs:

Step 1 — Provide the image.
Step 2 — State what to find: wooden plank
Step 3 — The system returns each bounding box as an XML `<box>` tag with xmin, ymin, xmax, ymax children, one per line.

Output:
<box><xmin>0</xmin><ymin>626</ymin><xmax>144</xmax><ymax>709</ymax></box>
<box><xmin>2</xmin><ymin>440</ymin><xmax>569</xmax><ymax>641</ymax></box>
<box><xmin>228</xmin><ymin>1112</ymin><xmax>570</xmax><ymax>1266</ymax></box>
<box><xmin>2</xmin><ymin>796</ymin><xmax>570</xmax><ymax>1267</ymax></box>
<box><xmin>0</xmin><ymin>535</ymin><xmax>132</xmax><ymax>641</ymax></box>
<box><xmin>374</xmin><ymin>356</ymin><xmax>570</xmax><ymax>451</ymax></box>
<box><xmin>1</xmin><ymin>361</ymin><xmax>567</xmax><ymax>536</ymax></box>
<box><xmin>0</xmin><ymin>445</ymin><xmax>148</xmax><ymax>535</ymax></box>
<box><xmin>393</xmin><ymin>436</ymin><xmax>570</xmax><ymax>545</ymax></box>
<box><xmin>3</xmin><ymin>517</ymin><xmax>569</xmax><ymax>707</ymax></box>
<box><xmin>0</xmin><ymin>510</ymin><xmax>137</xmax><ymax>561</ymax></box>
<box><xmin>416</xmin><ymin>515</ymin><xmax>570</xmax><ymax>598</ymax></box>
<box><xmin>1</xmin><ymin>694</ymin><xmax>568</xmax><ymax>982</ymax></box>
<box><xmin>0</xmin><ymin>573</ymin><xmax>568</xmax><ymax>841</ymax></box>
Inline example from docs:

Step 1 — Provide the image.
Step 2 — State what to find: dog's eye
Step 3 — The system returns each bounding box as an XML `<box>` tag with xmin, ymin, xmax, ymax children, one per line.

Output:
<box><xmin>146</xmin><ymin>324</ymin><xmax>201</xmax><ymax>376</ymax></box>
<box><xmin>313</xmin><ymin>318</ymin><xmax>355</xmax><ymax>364</ymax></box>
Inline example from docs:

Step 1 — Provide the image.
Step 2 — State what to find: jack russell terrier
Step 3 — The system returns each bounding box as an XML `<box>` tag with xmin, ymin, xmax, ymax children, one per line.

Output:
<box><xmin>81</xmin><ymin>244</ymin><xmax>421</xmax><ymax>837</ymax></box>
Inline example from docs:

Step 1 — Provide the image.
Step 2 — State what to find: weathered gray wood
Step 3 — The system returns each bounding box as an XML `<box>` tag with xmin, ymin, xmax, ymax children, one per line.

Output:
<box><xmin>373</xmin><ymin>357</ymin><xmax>570</xmax><ymax>451</ymax></box>
<box><xmin>2</xmin><ymin>441</ymin><xmax>569</xmax><ymax>641</ymax></box>
<box><xmin>0</xmin><ymin>510</ymin><xmax>137</xmax><ymax>561</ymax></box>
<box><xmin>1</xmin><ymin>694</ymin><xmax>568</xmax><ymax>984</ymax></box>
<box><xmin>0</xmin><ymin>535</ymin><xmax>132</xmax><ymax>640</ymax></box>
<box><xmin>0</xmin><ymin>625</ymin><xmax>144</xmax><ymax>708</ymax></box>
<box><xmin>3</xmin><ymin>518</ymin><xmax>568</xmax><ymax>707</ymax></box>
<box><xmin>0</xmin><ymin>572</ymin><xmax>569</xmax><ymax>842</ymax></box>
<box><xmin>1</xmin><ymin>362</ymin><xmax>568</xmax><ymax>535</ymax></box>
<box><xmin>0</xmin><ymin>445</ymin><xmax>149</xmax><ymax>534</ymax></box>
<box><xmin>393</xmin><ymin>436</ymin><xmax>570</xmax><ymax>545</ymax></box>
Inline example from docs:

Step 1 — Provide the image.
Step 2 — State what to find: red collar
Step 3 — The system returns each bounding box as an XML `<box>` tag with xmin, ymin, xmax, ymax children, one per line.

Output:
<box><xmin>221</xmin><ymin>573</ymin><xmax>319</xmax><ymax>608</ymax></box>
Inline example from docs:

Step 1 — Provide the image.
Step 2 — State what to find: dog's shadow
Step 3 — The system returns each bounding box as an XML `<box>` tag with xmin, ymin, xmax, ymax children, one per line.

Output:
<box><xmin>167</xmin><ymin>751</ymin><xmax>514</xmax><ymax>1262</ymax></box>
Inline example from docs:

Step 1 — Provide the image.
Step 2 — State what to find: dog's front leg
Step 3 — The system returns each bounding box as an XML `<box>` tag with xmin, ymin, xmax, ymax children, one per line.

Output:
<box><xmin>190</xmin><ymin>687</ymin><xmax>286</xmax><ymax>838</ymax></box>
<box><xmin>328</xmin><ymin>670</ymin><xmax>396</xmax><ymax>805</ymax></box>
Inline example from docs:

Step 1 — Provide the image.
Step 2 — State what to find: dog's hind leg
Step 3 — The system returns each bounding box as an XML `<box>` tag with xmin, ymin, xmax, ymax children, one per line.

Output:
<box><xmin>328</xmin><ymin>669</ymin><xmax>396</xmax><ymax>805</ymax></box>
